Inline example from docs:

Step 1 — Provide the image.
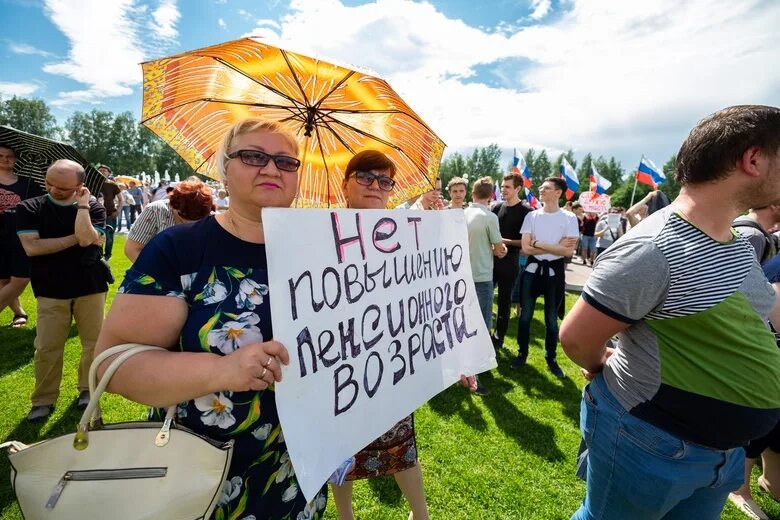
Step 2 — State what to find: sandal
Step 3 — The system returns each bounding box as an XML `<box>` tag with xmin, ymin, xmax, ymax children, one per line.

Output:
<box><xmin>10</xmin><ymin>314</ymin><xmax>28</xmax><ymax>328</ymax></box>
<box><xmin>728</xmin><ymin>492</ymin><xmax>769</xmax><ymax>520</ymax></box>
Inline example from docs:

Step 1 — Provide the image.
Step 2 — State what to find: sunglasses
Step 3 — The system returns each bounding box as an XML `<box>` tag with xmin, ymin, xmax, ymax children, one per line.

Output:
<box><xmin>227</xmin><ymin>150</ymin><xmax>301</xmax><ymax>172</ymax></box>
<box><xmin>351</xmin><ymin>170</ymin><xmax>396</xmax><ymax>191</ymax></box>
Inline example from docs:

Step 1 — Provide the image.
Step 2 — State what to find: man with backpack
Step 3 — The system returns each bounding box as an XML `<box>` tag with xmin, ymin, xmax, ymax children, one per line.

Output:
<box><xmin>733</xmin><ymin>205</ymin><xmax>780</xmax><ymax>264</ymax></box>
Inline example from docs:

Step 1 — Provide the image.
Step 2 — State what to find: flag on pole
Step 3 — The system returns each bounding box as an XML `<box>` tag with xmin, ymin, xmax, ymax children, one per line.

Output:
<box><xmin>590</xmin><ymin>163</ymin><xmax>612</xmax><ymax>195</ymax></box>
<box><xmin>525</xmin><ymin>187</ymin><xmax>540</xmax><ymax>209</ymax></box>
<box><xmin>560</xmin><ymin>158</ymin><xmax>579</xmax><ymax>200</ymax></box>
<box><xmin>636</xmin><ymin>156</ymin><xmax>665</xmax><ymax>188</ymax></box>
<box><xmin>513</xmin><ymin>152</ymin><xmax>533</xmax><ymax>188</ymax></box>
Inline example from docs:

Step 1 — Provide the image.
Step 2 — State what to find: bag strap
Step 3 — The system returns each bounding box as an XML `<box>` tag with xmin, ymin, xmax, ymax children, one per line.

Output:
<box><xmin>80</xmin><ymin>344</ymin><xmax>175</xmax><ymax>433</ymax></box>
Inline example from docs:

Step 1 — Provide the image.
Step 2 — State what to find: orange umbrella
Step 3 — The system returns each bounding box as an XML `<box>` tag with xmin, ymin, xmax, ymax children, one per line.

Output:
<box><xmin>141</xmin><ymin>38</ymin><xmax>445</xmax><ymax>208</ymax></box>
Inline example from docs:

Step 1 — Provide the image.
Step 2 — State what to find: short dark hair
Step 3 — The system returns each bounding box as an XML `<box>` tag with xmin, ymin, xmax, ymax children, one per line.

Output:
<box><xmin>572</xmin><ymin>202</ymin><xmax>582</xmax><ymax>209</ymax></box>
<box><xmin>344</xmin><ymin>150</ymin><xmax>396</xmax><ymax>184</ymax></box>
<box><xmin>472</xmin><ymin>176</ymin><xmax>494</xmax><ymax>199</ymax></box>
<box><xmin>543</xmin><ymin>176</ymin><xmax>567</xmax><ymax>193</ymax></box>
<box><xmin>676</xmin><ymin>105</ymin><xmax>780</xmax><ymax>185</ymax></box>
<box><xmin>0</xmin><ymin>143</ymin><xmax>16</xmax><ymax>155</ymax></box>
<box><xmin>502</xmin><ymin>173</ymin><xmax>522</xmax><ymax>188</ymax></box>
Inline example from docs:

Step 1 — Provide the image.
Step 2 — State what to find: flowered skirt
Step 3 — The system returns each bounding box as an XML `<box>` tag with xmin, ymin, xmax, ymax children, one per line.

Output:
<box><xmin>346</xmin><ymin>414</ymin><xmax>417</xmax><ymax>480</ymax></box>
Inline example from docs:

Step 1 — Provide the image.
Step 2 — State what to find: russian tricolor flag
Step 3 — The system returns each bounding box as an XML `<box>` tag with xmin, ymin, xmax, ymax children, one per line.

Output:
<box><xmin>590</xmin><ymin>164</ymin><xmax>612</xmax><ymax>195</ymax></box>
<box><xmin>525</xmin><ymin>187</ymin><xmax>540</xmax><ymax>209</ymax></box>
<box><xmin>513</xmin><ymin>152</ymin><xmax>532</xmax><ymax>188</ymax></box>
<box><xmin>636</xmin><ymin>156</ymin><xmax>665</xmax><ymax>188</ymax></box>
<box><xmin>560</xmin><ymin>158</ymin><xmax>579</xmax><ymax>200</ymax></box>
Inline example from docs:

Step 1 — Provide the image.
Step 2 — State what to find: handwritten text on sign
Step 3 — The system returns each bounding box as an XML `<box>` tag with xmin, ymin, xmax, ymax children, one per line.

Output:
<box><xmin>263</xmin><ymin>208</ymin><xmax>496</xmax><ymax>501</ymax></box>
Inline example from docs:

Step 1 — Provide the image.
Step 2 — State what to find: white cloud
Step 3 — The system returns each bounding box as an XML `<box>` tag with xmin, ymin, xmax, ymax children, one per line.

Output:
<box><xmin>246</xmin><ymin>0</ymin><xmax>780</xmax><ymax>167</ymax></box>
<box><xmin>150</xmin><ymin>0</ymin><xmax>180</xmax><ymax>40</ymax></box>
<box><xmin>218</xmin><ymin>18</ymin><xmax>226</xmax><ymax>28</ymax></box>
<box><xmin>0</xmin><ymin>82</ymin><xmax>40</xmax><ymax>97</ymax></box>
<box><xmin>40</xmin><ymin>0</ymin><xmax>178</xmax><ymax>106</ymax></box>
<box><xmin>8</xmin><ymin>42</ymin><xmax>54</xmax><ymax>57</ymax></box>
<box><xmin>529</xmin><ymin>0</ymin><xmax>551</xmax><ymax>20</ymax></box>
<box><xmin>253</xmin><ymin>18</ymin><xmax>281</xmax><ymax>30</ymax></box>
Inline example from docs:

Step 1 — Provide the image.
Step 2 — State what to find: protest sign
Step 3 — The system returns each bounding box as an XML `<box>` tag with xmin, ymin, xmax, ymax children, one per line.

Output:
<box><xmin>578</xmin><ymin>192</ymin><xmax>611</xmax><ymax>213</ymax></box>
<box><xmin>263</xmin><ymin>208</ymin><xmax>497</xmax><ymax>501</ymax></box>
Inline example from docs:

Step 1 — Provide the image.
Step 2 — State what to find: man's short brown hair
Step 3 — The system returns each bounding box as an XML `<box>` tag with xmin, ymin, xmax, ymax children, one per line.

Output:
<box><xmin>447</xmin><ymin>176</ymin><xmax>467</xmax><ymax>191</ymax></box>
<box><xmin>503</xmin><ymin>173</ymin><xmax>522</xmax><ymax>188</ymax></box>
<box><xmin>676</xmin><ymin>105</ymin><xmax>780</xmax><ymax>185</ymax></box>
<box><xmin>472</xmin><ymin>176</ymin><xmax>494</xmax><ymax>200</ymax></box>
<box><xmin>543</xmin><ymin>176</ymin><xmax>567</xmax><ymax>193</ymax></box>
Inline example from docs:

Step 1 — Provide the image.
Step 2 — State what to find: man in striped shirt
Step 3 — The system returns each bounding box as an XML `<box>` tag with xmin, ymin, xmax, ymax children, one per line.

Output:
<box><xmin>561</xmin><ymin>105</ymin><xmax>780</xmax><ymax>519</ymax></box>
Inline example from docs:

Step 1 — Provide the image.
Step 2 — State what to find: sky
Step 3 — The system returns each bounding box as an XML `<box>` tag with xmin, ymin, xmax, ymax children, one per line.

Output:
<box><xmin>1</xmin><ymin>0</ymin><xmax>779</xmax><ymax>175</ymax></box>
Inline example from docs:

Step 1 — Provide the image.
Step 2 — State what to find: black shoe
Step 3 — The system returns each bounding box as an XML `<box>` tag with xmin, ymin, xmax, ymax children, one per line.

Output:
<box><xmin>547</xmin><ymin>361</ymin><xmax>565</xmax><ymax>379</ymax></box>
<box><xmin>510</xmin><ymin>357</ymin><xmax>526</xmax><ymax>370</ymax></box>
<box><xmin>77</xmin><ymin>390</ymin><xmax>90</xmax><ymax>410</ymax></box>
<box><xmin>474</xmin><ymin>384</ymin><xmax>490</xmax><ymax>397</ymax></box>
<box><xmin>27</xmin><ymin>405</ymin><xmax>53</xmax><ymax>422</ymax></box>
<box><xmin>491</xmin><ymin>335</ymin><xmax>503</xmax><ymax>349</ymax></box>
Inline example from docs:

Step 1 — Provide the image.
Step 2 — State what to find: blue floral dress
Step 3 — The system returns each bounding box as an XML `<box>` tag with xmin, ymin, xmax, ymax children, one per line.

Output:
<box><xmin>119</xmin><ymin>216</ymin><xmax>327</xmax><ymax>520</ymax></box>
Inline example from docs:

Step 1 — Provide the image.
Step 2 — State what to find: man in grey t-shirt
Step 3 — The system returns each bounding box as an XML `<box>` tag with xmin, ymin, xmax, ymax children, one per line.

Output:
<box><xmin>560</xmin><ymin>105</ymin><xmax>780</xmax><ymax>519</ymax></box>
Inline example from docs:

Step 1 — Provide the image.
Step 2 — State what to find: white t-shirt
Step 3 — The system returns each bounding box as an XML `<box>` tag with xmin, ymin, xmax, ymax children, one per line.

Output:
<box><xmin>215</xmin><ymin>196</ymin><xmax>229</xmax><ymax>209</ymax></box>
<box><xmin>520</xmin><ymin>208</ymin><xmax>580</xmax><ymax>262</ymax></box>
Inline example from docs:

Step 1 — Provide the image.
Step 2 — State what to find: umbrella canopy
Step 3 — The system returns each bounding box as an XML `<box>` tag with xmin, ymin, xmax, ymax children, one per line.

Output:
<box><xmin>141</xmin><ymin>37</ymin><xmax>445</xmax><ymax>208</ymax></box>
<box><xmin>114</xmin><ymin>175</ymin><xmax>143</xmax><ymax>186</ymax></box>
<box><xmin>0</xmin><ymin>125</ymin><xmax>105</xmax><ymax>195</ymax></box>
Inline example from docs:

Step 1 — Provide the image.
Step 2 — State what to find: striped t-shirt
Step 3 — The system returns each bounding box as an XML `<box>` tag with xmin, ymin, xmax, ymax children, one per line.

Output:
<box><xmin>583</xmin><ymin>206</ymin><xmax>780</xmax><ymax>449</ymax></box>
<box><xmin>127</xmin><ymin>199</ymin><xmax>175</xmax><ymax>247</ymax></box>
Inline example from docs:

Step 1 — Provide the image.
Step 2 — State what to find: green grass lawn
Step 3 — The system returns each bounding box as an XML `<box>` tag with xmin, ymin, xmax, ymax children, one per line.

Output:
<box><xmin>0</xmin><ymin>234</ymin><xmax>775</xmax><ymax>519</ymax></box>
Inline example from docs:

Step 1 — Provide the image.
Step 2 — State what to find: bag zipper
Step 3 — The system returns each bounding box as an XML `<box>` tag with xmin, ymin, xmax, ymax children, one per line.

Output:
<box><xmin>46</xmin><ymin>467</ymin><xmax>167</xmax><ymax>509</ymax></box>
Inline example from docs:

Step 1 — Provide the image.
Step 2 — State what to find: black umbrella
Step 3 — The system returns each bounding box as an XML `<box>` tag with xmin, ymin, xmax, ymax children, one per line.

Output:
<box><xmin>0</xmin><ymin>125</ymin><xmax>105</xmax><ymax>195</ymax></box>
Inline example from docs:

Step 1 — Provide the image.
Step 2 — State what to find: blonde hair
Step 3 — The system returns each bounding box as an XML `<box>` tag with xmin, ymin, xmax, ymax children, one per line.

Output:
<box><xmin>217</xmin><ymin>118</ymin><xmax>299</xmax><ymax>182</ymax></box>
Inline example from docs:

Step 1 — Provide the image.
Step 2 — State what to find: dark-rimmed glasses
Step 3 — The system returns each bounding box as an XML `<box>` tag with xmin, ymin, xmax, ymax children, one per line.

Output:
<box><xmin>227</xmin><ymin>150</ymin><xmax>301</xmax><ymax>172</ymax></box>
<box><xmin>351</xmin><ymin>170</ymin><xmax>396</xmax><ymax>191</ymax></box>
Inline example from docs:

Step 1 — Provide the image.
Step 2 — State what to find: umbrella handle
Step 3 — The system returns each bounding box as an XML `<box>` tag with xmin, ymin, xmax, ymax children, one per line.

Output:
<box><xmin>295</xmin><ymin>134</ymin><xmax>311</xmax><ymax>208</ymax></box>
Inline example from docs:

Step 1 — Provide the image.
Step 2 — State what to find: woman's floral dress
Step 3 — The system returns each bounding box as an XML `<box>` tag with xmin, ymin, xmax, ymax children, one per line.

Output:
<box><xmin>119</xmin><ymin>217</ymin><xmax>326</xmax><ymax>520</ymax></box>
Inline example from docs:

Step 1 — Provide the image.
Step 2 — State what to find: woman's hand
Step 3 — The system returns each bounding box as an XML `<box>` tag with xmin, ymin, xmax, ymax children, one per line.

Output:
<box><xmin>217</xmin><ymin>340</ymin><xmax>290</xmax><ymax>392</ymax></box>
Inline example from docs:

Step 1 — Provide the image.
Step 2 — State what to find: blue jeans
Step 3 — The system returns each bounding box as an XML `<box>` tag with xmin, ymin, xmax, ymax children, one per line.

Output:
<box><xmin>118</xmin><ymin>206</ymin><xmax>132</xmax><ymax>231</ymax></box>
<box><xmin>573</xmin><ymin>374</ymin><xmax>744</xmax><ymax>520</ymax></box>
<box><xmin>473</xmin><ymin>281</ymin><xmax>494</xmax><ymax>330</ymax></box>
<box><xmin>516</xmin><ymin>269</ymin><xmax>561</xmax><ymax>362</ymax></box>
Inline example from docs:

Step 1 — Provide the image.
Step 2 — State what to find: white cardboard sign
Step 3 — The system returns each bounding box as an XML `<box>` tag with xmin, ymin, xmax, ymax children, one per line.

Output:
<box><xmin>263</xmin><ymin>208</ymin><xmax>497</xmax><ymax>501</ymax></box>
<box><xmin>577</xmin><ymin>192</ymin><xmax>611</xmax><ymax>213</ymax></box>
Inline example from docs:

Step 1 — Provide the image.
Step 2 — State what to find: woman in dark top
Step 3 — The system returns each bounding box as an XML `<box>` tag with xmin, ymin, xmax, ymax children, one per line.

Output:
<box><xmin>329</xmin><ymin>150</ymin><xmax>429</xmax><ymax>520</ymax></box>
<box><xmin>0</xmin><ymin>143</ymin><xmax>45</xmax><ymax>326</ymax></box>
<box><xmin>95</xmin><ymin>118</ymin><xmax>327</xmax><ymax>520</ymax></box>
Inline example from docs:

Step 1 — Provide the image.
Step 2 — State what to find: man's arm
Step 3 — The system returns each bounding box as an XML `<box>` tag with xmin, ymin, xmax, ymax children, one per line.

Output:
<box><xmin>75</xmin><ymin>187</ymin><xmax>100</xmax><ymax>246</ymax></box>
<box><xmin>770</xmin><ymin>282</ymin><xmax>780</xmax><ymax>331</ymax></box>
<box><xmin>125</xmin><ymin>238</ymin><xmax>145</xmax><ymax>262</ymax></box>
<box><xmin>522</xmin><ymin>233</ymin><xmax>577</xmax><ymax>256</ymax></box>
<box><xmin>502</xmin><ymin>238</ymin><xmax>524</xmax><ymax>247</ymax></box>
<box><xmin>18</xmin><ymin>233</ymin><xmax>79</xmax><ymax>257</ymax></box>
<box><xmin>560</xmin><ymin>297</ymin><xmax>632</xmax><ymax>373</ymax></box>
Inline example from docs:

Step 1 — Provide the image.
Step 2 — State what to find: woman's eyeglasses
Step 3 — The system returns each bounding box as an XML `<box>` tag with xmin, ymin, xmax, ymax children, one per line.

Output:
<box><xmin>351</xmin><ymin>170</ymin><xmax>396</xmax><ymax>191</ymax></box>
<box><xmin>227</xmin><ymin>150</ymin><xmax>301</xmax><ymax>172</ymax></box>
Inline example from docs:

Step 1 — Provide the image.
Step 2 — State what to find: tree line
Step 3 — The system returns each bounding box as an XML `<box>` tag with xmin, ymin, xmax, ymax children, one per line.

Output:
<box><xmin>0</xmin><ymin>96</ymin><xmax>192</xmax><ymax>181</ymax></box>
<box><xmin>1</xmin><ymin>95</ymin><xmax>682</xmax><ymax>204</ymax></box>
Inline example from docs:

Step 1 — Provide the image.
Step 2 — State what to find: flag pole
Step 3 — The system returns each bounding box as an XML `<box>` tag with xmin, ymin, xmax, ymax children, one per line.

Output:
<box><xmin>629</xmin><ymin>154</ymin><xmax>642</xmax><ymax>207</ymax></box>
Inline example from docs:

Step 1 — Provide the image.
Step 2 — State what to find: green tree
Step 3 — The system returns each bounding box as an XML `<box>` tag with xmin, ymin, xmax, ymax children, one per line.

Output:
<box><xmin>530</xmin><ymin>149</ymin><xmax>552</xmax><ymax>188</ymax></box>
<box><xmin>0</xmin><ymin>96</ymin><xmax>59</xmax><ymax>138</ymax></box>
<box><xmin>65</xmin><ymin>109</ymin><xmax>115</xmax><ymax>164</ymax></box>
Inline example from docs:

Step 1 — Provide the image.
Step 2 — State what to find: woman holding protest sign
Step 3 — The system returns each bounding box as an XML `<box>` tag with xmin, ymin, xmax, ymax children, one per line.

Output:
<box><xmin>330</xmin><ymin>149</ymin><xmax>430</xmax><ymax>520</ymax></box>
<box><xmin>94</xmin><ymin>118</ymin><xmax>327</xmax><ymax>519</ymax></box>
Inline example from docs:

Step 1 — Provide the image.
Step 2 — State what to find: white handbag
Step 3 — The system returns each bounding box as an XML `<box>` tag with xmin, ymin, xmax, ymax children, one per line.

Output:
<box><xmin>2</xmin><ymin>344</ymin><xmax>234</xmax><ymax>520</ymax></box>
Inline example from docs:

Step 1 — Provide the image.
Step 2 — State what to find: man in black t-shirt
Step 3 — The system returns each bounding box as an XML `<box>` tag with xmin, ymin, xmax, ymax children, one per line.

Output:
<box><xmin>491</xmin><ymin>173</ymin><xmax>530</xmax><ymax>348</ymax></box>
<box><xmin>97</xmin><ymin>164</ymin><xmax>122</xmax><ymax>260</ymax></box>
<box><xmin>16</xmin><ymin>160</ymin><xmax>108</xmax><ymax>422</ymax></box>
<box><xmin>0</xmin><ymin>144</ymin><xmax>45</xmax><ymax>327</ymax></box>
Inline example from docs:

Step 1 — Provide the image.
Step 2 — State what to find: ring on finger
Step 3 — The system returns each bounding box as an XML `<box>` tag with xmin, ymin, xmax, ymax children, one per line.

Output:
<box><xmin>264</xmin><ymin>357</ymin><xmax>274</xmax><ymax>368</ymax></box>
<box><xmin>260</xmin><ymin>367</ymin><xmax>267</xmax><ymax>379</ymax></box>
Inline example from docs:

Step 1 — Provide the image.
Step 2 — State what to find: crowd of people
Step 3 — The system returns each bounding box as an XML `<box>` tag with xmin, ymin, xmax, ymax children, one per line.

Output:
<box><xmin>0</xmin><ymin>104</ymin><xmax>778</xmax><ymax>519</ymax></box>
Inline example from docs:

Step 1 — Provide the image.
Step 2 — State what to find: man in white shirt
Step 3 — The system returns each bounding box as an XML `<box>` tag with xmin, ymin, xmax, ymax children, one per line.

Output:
<box><xmin>512</xmin><ymin>177</ymin><xmax>579</xmax><ymax>377</ymax></box>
